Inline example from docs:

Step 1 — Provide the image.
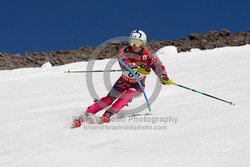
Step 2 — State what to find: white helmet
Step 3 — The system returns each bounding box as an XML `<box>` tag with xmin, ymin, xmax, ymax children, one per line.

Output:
<box><xmin>129</xmin><ymin>30</ymin><xmax>147</xmax><ymax>44</ymax></box>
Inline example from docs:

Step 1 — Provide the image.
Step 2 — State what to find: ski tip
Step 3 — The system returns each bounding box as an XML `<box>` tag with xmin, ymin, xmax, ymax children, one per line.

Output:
<box><xmin>70</xmin><ymin>125</ymin><xmax>81</xmax><ymax>129</ymax></box>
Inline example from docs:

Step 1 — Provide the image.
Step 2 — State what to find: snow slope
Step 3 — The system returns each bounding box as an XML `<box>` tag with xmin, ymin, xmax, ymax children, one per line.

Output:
<box><xmin>0</xmin><ymin>45</ymin><xmax>250</xmax><ymax>167</ymax></box>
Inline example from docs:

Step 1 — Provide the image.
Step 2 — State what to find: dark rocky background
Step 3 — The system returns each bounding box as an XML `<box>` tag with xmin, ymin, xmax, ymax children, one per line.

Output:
<box><xmin>1</xmin><ymin>29</ymin><xmax>249</xmax><ymax>70</ymax></box>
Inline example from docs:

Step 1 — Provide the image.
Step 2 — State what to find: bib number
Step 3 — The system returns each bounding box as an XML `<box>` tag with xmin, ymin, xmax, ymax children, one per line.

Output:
<box><xmin>122</xmin><ymin>71</ymin><xmax>145</xmax><ymax>80</ymax></box>
<box><xmin>128</xmin><ymin>71</ymin><xmax>140</xmax><ymax>78</ymax></box>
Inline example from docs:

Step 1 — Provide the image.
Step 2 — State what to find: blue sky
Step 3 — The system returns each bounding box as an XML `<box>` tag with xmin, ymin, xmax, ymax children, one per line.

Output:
<box><xmin>0</xmin><ymin>0</ymin><xmax>249</xmax><ymax>54</ymax></box>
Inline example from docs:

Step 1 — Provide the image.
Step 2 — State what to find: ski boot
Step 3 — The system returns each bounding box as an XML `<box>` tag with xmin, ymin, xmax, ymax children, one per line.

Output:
<box><xmin>71</xmin><ymin>112</ymin><xmax>89</xmax><ymax>128</ymax></box>
<box><xmin>98</xmin><ymin>111</ymin><xmax>114</xmax><ymax>124</ymax></box>
<box><xmin>72</xmin><ymin>116</ymin><xmax>82</xmax><ymax>128</ymax></box>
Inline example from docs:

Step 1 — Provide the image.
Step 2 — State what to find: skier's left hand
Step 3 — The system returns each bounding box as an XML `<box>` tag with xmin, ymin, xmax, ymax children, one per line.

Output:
<box><xmin>161</xmin><ymin>74</ymin><xmax>176</xmax><ymax>85</ymax></box>
<box><xmin>133</xmin><ymin>67</ymin><xmax>151</xmax><ymax>75</ymax></box>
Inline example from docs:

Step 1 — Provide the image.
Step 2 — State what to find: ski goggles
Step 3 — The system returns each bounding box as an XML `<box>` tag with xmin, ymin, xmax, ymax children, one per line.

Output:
<box><xmin>129</xmin><ymin>38</ymin><xmax>146</xmax><ymax>46</ymax></box>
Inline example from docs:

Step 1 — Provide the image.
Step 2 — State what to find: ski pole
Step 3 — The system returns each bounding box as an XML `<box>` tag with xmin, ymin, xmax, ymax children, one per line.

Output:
<box><xmin>172</xmin><ymin>82</ymin><xmax>235</xmax><ymax>105</ymax></box>
<box><xmin>65</xmin><ymin>69</ymin><xmax>123</xmax><ymax>73</ymax></box>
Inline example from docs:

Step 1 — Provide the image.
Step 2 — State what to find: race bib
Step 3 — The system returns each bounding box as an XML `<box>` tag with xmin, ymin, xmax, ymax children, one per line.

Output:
<box><xmin>122</xmin><ymin>70</ymin><xmax>146</xmax><ymax>80</ymax></box>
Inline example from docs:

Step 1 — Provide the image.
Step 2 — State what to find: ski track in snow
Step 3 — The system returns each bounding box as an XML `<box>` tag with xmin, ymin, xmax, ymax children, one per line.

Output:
<box><xmin>0</xmin><ymin>45</ymin><xmax>250</xmax><ymax>167</ymax></box>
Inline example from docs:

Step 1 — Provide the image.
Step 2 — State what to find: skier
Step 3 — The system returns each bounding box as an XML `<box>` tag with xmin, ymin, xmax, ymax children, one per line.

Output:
<box><xmin>72</xmin><ymin>30</ymin><xmax>174</xmax><ymax>127</ymax></box>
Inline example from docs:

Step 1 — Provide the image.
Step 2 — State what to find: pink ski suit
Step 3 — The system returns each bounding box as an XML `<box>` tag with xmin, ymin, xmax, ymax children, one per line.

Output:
<box><xmin>86</xmin><ymin>46</ymin><xmax>168</xmax><ymax>117</ymax></box>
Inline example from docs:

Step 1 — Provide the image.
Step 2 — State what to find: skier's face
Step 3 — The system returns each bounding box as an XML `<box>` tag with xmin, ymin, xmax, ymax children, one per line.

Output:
<box><xmin>131</xmin><ymin>45</ymin><xmax>141</xmax><ymax>52</ymax></box>
<box><xmin>129</xmin><ymin>38</ymin><xmax>144</xmax><ymax>52</ymax></box>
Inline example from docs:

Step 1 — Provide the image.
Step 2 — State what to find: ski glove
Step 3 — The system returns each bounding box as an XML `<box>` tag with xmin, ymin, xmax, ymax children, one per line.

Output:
<box><xmin>133</xmin><ymin>67</ymin><xmax>151</xmax><ymax>75</ymax></box>
<box><xmin>161</xmin><ymin>74</ymin><xmax>175</xmax><ymax>85</ymax></box>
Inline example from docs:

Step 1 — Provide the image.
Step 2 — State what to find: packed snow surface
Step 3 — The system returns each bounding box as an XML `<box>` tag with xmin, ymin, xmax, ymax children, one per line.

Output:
<box><xmin>0</xmin><ymin>45</ymin><xmax>250</xmax><ymax>167</ymax></box>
